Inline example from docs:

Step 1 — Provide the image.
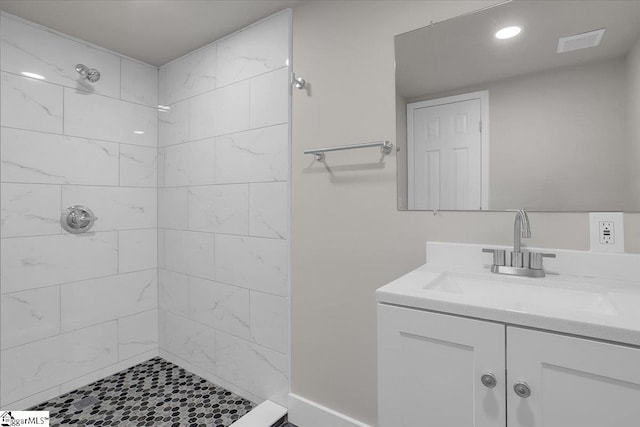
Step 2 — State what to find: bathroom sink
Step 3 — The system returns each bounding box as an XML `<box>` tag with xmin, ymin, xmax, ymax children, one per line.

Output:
<box><xmin>423</xmin><ymin>271</ymin><xmax>628</xmax><ymax>317</ymax></box>
<box><xmin>377</xmin><ymin>242</ymin><xmax>640</xmax><ymax>347</ymax></box>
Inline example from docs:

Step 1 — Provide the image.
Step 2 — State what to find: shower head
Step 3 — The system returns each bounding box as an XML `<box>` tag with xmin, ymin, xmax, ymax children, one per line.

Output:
<box><xmin>75</xmin><ymin>64</ymin><xmax>100</xmax><ymax>83</ymax></box>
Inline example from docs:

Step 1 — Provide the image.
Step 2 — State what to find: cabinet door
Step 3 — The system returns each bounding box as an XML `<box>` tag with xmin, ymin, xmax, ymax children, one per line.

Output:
<box><xmin>378</xmin><ymin>304</ymin><xmax>505</xmax><ymax>427</ymax></box>
<box><xmin>507</xmin><ymin>327</ymin><xmax>640</xmax><ymax>427</ymax></box>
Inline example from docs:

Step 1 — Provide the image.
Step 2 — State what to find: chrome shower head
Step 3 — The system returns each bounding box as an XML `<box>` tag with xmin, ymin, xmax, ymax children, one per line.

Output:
<box><xmin>76</xmin><ymin>64</ymin><xmax>101</xmax><ymax>83</ymax></box>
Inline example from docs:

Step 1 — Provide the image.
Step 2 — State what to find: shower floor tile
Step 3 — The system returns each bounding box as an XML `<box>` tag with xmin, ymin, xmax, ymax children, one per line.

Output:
<box><xmin>30</xmin><ymin>357</ymin><xmax>255</xmax><ymax>427</ymax></box>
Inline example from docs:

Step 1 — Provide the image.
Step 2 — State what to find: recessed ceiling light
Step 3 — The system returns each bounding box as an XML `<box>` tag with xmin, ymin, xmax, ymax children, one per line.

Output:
<box><xmin>495</xmin><ymin>26</ymin><xmax>522</xmax><ymax>40</ymax></box>
<box><xmin>21</xmin><ymin>71</ymin><xmax>45</xmax><ymax>80</ymax></box>
<box><xmin>133</xmin><ymin>130</ymin><xmax>145</xmax><ymax>135</ymax></box>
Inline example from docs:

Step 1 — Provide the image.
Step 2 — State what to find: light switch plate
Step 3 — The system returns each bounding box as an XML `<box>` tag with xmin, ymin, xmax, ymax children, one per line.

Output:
<box><xmin>589</xmin><ymin>212</ymin><xmax>624</xmax><ymax>253</ymax></box>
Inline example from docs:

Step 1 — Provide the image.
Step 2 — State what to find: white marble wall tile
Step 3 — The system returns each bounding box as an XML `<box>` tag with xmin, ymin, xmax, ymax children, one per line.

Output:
<box><xmin>118</xmin><ymin>229</ymin><xmax>157</xmax><ymax>273</ymax></box>
<box><xmin>158</xmin><ymin>187</ymin><xmax>188</xmax><ymax>229</ymax></box>
<box><xmin>1</xmin><ymin>71</ymin><xmax>63</xmax><ymax>133</ymax></box>
<box><xmin>212</xmin><ymin>80</ymin><xmax>251</xmax><ymax>137</ymax></box>
<box><xmin>188</xmin><ymin>90</ymin><xmax>216</xmax><ymax>140</ymax></box>
<box><xmin>120</xmin><ymin>145</ymin><xmax>157</xmax><ymax>188</ymax></box>
<box><xmin>214</xmin><ymin>124</ymin><xmax>288</xmax><ymax>184</ymax></box>
<box><xmin>118</xmin><ymin>309</ymin><xmax>158</xmax><ymax>360</ymax></box>
<box><xmin>0</xmin><ymin>321</ymin><xmax>118</xmax><ymax>406</ymax></box>
<box><xmin>0</xmin><ymin>15</ymin><xmax>121</xmax><ymax>98</ymax></box>
<box><xmin>250</xmin><ymin>68</ymin><xmax>289</xmax><ymax>129</ymax></box>
<box><xmin>157</xmin><ymin>229</ymin><xmax>165</xmax><ymax>269</ymax></box>
<box><xmin>215</xmin><ymin>332</ymin><xmax>288</xmax><ymax>406</ymax></box>
<box><xmin>1</xmin><ymin>183</ymin><xmax>61</xmax><ymax>238</ymax></box>
<box><xmin>188</xmin><ymin>184</ymin><xmax>249</xmax><ymax>234</ymax></box>
<box><xmin>189</xmin><ymin>277</ymin><xmax>250</xmax><ymax>340</ymax></box>
<box><xmin>250</xmin><ymin>292</ymin><xmax>288</xmax><ymax>353</ymax></box>
<box><xmin>64</xmin><ymin>88</ymin><xmax>157</xmax><ymax>147</ymax></box>
<box><xmin>214</xmin><ymin>235</ymin><xmax>288</xmax><ymax>296</ymax></box>
<box><xmin>189</xmin><ymin>80</ymin><xmax>250</xmax><ymax>141</ymax></box>
<box><xmin>58</xmin><ymin>350</ymin><xmax>157</xmax><ymax>396</ymax></box>
<box><xmin>159</xmin><ymin>42</ymin><xmax>216</xmax><ymax>105</ymax></box>
<box><xmin>159</xmin><ymin>269</ymin><xmax>189</xmax><ymax>317</ymax></box>
<box><xmin>216</xmin><ymin>11</ymin><xmax>290</xmax><ymax>87</ymax></box>
<box><xmin>0</xmin><ymin>13</ymin><xmax>167</xmax><ymax>408</ymax></box>
<box><xmin>61</xmin><ymin>186</ymin><xmax>156</xmax><ymax>231</ymax></box>
<box><xmin>158</xmin><ymin>100</ymin><xmax>189</xmax><ymax>147</ymax></box>
<box><xmin>120</xmin><ymin>58</ymin><xmax>158</xmax><ymax>107</ymax></box>
<box><xmin>157</xmin><ymin>148</ymin><xmax>166</xmax><ymax>189</ymax></box>
<box><xmin>1</xmin><ymin>232</ymin><xmax>118</xmax><ymax>293</ymax></box>
<box><xmin>159</xmin><ymin>310</ymin><xmax>216</xmax><ymax>374</ymax></box>
<box><xmin>160</xmin><ymin>229</ymin><xmax>214</xmax><ymax>280</ymax></box>
<box><xmin>1</xmin><ymin>128</ymin><xmax>119</xmax><ymax>185</ymax></box>
<box><xmin>0</xmin><ymin>386</ymin><xmax>60</xmax><ymax>412</ymax></box>
<box><xmin>249</xmin><ymin>182</ymin><xmax>288</xmax><ymax>239</ymax></box>
<box><xmin>1</xmin><ymin>286</ymin><xmax>60</xmax><ymax>350</ymax></box>
<box><xmin>161</xmin><ymin>139</ymin><xmax>215</xmax><ymax>187</ymax></box>
<box><xmin>154</xmin><ymin>11</ymin><xmax>291</xmax><ymax>407</ymax></box>
<box><xmin>60</xmin><ymin>269</ymin><xmax>157</xmax><ymax>332</ymax></box>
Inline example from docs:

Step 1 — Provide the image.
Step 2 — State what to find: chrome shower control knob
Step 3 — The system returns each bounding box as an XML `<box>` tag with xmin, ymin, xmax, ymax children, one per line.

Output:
<box><xmin>513</xmin><ymin>381</ymin><xmax>531</xmax><ymax>398</ymax></box>
<box><xmin>480</xmin><ymin>373</ymin><xmax>497</xmax><ymax>389</ymax></box>
<box><xmin>61</xmin><ymin>205</ymin><xmax>98</xmax><ymax>234</ymax></box>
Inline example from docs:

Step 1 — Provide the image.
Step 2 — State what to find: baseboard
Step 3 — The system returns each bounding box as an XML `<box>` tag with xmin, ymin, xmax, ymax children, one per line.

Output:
<box><xmin>287</xmin><ymin>393</ymin><xmax>371</xmax><ymax>427</ymax></box>
<box><xmin>230</xmin><ymin>400</ymin><xmax>287</xmax><ymax>427</ymax></box>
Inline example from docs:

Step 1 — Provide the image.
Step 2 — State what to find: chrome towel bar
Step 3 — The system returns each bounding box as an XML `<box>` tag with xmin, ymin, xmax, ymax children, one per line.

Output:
<box><xmin>304</xmin><ymin>140</ymin><xmax>393</xmax><ymax>161</ymax></box>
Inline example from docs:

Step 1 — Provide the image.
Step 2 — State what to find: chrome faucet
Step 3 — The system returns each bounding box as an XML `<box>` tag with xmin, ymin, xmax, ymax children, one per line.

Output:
<box><xmin>482</xmin><ymin>209</ymin><xmax>555</xmax><ymax>277</ymax></box>
<box><xmin>512</xmin><ymin>209</ymin><xmax>531</xmax><ymax>268</ymax></box>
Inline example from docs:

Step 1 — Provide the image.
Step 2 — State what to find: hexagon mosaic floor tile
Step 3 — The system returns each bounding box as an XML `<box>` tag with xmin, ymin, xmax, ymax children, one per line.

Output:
<box><xmin>30</xmin><ymin>357</ymin><xmax>255</xmax><ymax>427</ymax></box>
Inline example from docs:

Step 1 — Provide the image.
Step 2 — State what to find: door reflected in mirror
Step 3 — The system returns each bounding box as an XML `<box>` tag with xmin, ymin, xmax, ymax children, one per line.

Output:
<box><xmin>395</xmin><ymin>0</ymin><xmax>640</xmax><ymax>212</ymax></box>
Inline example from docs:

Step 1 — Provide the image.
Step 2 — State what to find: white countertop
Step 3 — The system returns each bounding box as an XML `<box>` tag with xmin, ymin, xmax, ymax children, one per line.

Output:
<box><xmin>376</xmin><ymin>243</ymin><xmax>640</xmax><ymax>347</ymax></box>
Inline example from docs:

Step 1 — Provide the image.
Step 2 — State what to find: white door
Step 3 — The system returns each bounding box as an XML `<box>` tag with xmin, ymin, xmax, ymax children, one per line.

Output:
<box><xmin>407</xmin><ymin>92</ymin><xmax>487</xmax><ymax>210</ymax></box>
<box><xmin>378</xmin><ymin>305</ymin><xmax>506</xmax><ymax>427</ymax></box>
<box><xmin>507</xmin><ymin>327</ymin><xmax>640</xmax><ymax>427</ymax></box>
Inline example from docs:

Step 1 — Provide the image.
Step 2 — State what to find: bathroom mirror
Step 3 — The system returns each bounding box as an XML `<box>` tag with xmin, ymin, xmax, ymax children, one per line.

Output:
<box><xmin>396</xmin><ymin>0</ymin><xmax>640</xmax><ymax>211</ymax></box>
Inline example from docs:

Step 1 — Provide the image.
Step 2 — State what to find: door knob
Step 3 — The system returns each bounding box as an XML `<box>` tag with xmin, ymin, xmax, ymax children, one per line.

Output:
<box><xmin>513</xmin><ymin>381</ymin><xmax>531</xmax><ymax>398</ymax></box>
<box><xmin>480</xmin><ymin>373</ymin><xmax>497</xmax><ymax>388</ymax></box>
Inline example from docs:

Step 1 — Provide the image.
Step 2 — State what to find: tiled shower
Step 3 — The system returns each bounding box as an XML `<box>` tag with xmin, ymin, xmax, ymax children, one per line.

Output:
<box><xmin>157</xmin><ymin>11</ymin><xmax>290</xmax><ymax>406</ymax></box>
<box><xmin>0</xmin><ymin>9</ymin><xmax>291</xmax><ymax>413</ymax></box>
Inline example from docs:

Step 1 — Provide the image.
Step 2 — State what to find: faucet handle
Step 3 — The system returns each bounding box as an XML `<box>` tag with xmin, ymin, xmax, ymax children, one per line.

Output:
<box><xmin>529</xmin><ymin>252</ymin><xmax>556</xmax><ymax>270</ymax></box>
<box><xmin>482</xmin><ymin>248</ymin><xmax>506</xmax><ymax>266</ymax></box>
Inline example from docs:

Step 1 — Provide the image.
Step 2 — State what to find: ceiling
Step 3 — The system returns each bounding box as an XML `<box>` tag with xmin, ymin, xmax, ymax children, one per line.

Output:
<box><xmin>0</xmin><ymin>0</ymin><xmax>305</xmax><ymax>66</ymax></box>
<box><xmin>396</xmin><ymin>0</ymin><xmax>640</xmax><ymax>98</ymax></box>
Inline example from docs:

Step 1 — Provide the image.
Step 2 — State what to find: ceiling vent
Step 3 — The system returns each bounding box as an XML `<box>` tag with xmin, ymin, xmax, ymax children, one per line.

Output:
<box><xmin>557</xmin><ymin>29</ymin><xmax>606</xmax><ymax>53</ymax></box>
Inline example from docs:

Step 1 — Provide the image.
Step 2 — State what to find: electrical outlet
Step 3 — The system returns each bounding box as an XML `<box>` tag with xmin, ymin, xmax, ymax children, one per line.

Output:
<box><xmin>599</xmin><ymin>221</ymin><xmax>614</xmax><ymax>244</ymax></box>
<box><xmin>590</xmin><ymin>212</ymin><xmax>624</xmax><ymax>253</ymax></box>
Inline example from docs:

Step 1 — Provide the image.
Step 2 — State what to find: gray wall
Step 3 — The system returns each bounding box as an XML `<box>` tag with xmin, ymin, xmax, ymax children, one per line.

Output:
<box><xmin>487</xmin><ymin>59</ymin><xmax>628</xmax><ymax>210</ymax></box>
<box><xmin>291</xmin><ymin>1</ymin><xmax>640</xmax><ymax>425</ymax></box>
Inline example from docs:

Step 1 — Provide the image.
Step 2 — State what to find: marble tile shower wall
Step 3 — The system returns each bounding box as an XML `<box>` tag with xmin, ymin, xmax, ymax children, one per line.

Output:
<box><xmin>0</xmin><ymin>14</ymin><xmax>159</xmax><ymax>409</ymax></box>
<box><xmin>157</xmin><ymin>11</ymin><xmax>291</xmax><ymax>406</ymax></box>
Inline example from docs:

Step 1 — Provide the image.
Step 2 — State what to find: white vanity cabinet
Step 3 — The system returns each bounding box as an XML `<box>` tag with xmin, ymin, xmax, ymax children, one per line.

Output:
<box><xmin>377</xmin><ymin>304</ymin><xmax>506</xmax><ymax>427</ymax></box>
<box><xmin>378</xmin><ymin>304</ymin><xmax>640</xmax><ymax>427</ymax></box>
<box><xmin>507</xmin><ymin>327</ymin><xmax>640</xmax><ymax>427</ymax></box>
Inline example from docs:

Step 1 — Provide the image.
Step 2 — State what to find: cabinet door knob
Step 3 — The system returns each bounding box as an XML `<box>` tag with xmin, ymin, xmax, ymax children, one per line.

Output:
<box><xmin>513</xmin><ymin>381</ymin><xmax>531</xmax><ymax>398</ymax></box>
<box><xmin>480</xmin><ymin>373</ymin><xmax>497</xmax><ymax>389</ymax></box>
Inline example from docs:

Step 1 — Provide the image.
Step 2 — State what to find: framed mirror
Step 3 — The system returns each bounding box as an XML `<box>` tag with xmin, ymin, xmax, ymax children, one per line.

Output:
<box><xmin>395</xmin><ymin>0</ymin><xmax>640</xmax><ymax>211</ymax></box>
